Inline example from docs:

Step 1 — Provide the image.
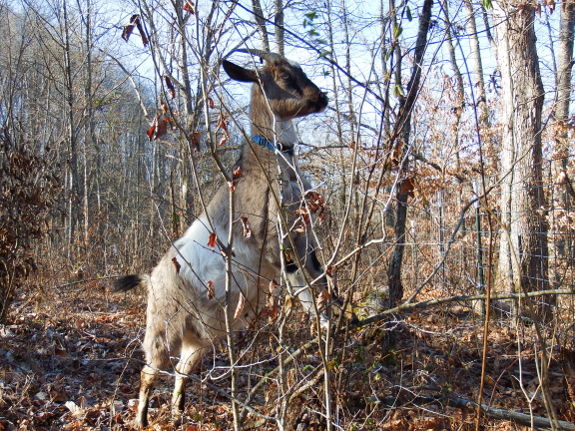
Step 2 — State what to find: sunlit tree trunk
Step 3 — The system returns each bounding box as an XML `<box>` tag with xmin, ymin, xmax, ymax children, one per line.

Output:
<box><xmin>493</xmin><ymin>3</ymin><xmax>549</xmax><ymax>317</ymax></box>
<box><xmin>62</xmin><ymin>1</ymin><xmax>79</xmax><ymax>249</ymax></box>
<box><xmin>274</xmin><ymin>0</ymin><xmax>284</xmax><ymax>55</ymax></box>
<box><xmin>175</xmin><ymin>0</ymin><xmax>197</xmax><ymax>227</ymax></box>
<box><xmin>79</xmin><ymin>0</ymin><xmax>94</xmax><ymax>245</ymax></box>
<box><xmin>252</xmin><ymin>0</ymin><xmax>270</xmax><ymax>51</ymax></box>
<box><xmin>551</xmin><ymin>0</ymin><xmax>575</xmax><ymax>292</ymax></box>
<box><xmin>441</xmin><ymin>0</ymin><xmax>464</xmax><ymax>173</ymax></box>
<box><xmin>464</xmin><ymin>0</ymin><xmax>489</xmax><ymax>125</ymax></box>
<box><xmin>556</xmin><ymin>2</ymin><xmax>575</xmax><ymax>124</ymax></box>
<box><xmin>442</xmin><ymin>0</ymin><xmax>464</xmax><ymax>103</ymax></box>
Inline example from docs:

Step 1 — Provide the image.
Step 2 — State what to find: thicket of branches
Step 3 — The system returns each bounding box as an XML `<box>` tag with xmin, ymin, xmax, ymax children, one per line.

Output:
<box><xmin>0</xmin><ymin>127</ymin><xmax>61</xmax><ymax>322</ymax></box>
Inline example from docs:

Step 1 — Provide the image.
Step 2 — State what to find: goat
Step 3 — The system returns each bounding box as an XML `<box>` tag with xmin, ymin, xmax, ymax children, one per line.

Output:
<box><xmin>114</xmin><ymin>50</ymin><xmax>343</xmax><ymax>428</ymax></box>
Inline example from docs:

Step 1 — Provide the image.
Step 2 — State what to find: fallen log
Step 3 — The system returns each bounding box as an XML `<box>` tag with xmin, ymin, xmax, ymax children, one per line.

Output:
<box><xmin>378</xmin><ymin>394</ymin><xmax>575</xmax><ymax>430</ymax></box>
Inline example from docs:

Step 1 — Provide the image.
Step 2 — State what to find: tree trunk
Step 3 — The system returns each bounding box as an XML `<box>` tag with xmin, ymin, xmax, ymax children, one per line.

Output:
<box><xmin>556</xmin><ymin>2</ymin><xmax>575</xmax><ymax>123</ymax></box>
<box><xmin>62</xmin><ymin>1</ymin><xmax>79</xmax><ymax>248</ymax></box>
<box><xmin>251</xmin><ymin>0</ymin><xmax>270</xmax><ymax>51</ymax></box>
<box><xmin>387</xmin><ymin>0</ymin><xmax>433</xmax><ymax>309</ymax></box>
<box><xmin>552</xmin><ymin>0</ymin><xmax>575</xmax><ymax>295</ymax></box>
<box><xmin>464</xmin><ymin>0</ymin><xmax>489</xmax><ymax>125</ymax></box>
<box><xmin>493</xmin><ymin>3</ymin><xmax>549</xmax><ymax>319</ymax></box>
<box><xmin>175</xmin><ymin>1</ymin><xmax>196</xmax><ymax>228</ymax></box>
<box><xmin>442</xmin><ymin>0</ymin><xmax>464</xmax><ymax>105</ymax></box>
<box><xmin>80</xmin><ymin>0</ymin><xmax>94</xmax><ymax>246</ymax></box>
<box><xmin>274</xmin><ymin>0</ymin><xmax>284</xmax><ymax>55</ymax></box>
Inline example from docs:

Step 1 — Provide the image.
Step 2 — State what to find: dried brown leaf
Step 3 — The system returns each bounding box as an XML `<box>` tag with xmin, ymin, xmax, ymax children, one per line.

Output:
<box><xmin>207</xmin><ymin>232</ymin><xmax>217</xmax><ymax>249</ymax></box>
<box><xmin>172</xmin><ymin>257</ymin><xmax>181</xmax><ymax>273</ymax></box>
<box><xmin>207</xmin><ymin>280</ymin><xmax>215</xmax><ymax>300</ymax></box>
<box><xmin>121</xmin><ymin>24</ymin><xmax>135</xmax><ymax>42</ymax></box>
<box><xmin>183</xmin><ymin>0</ymin><xmax>195</xmax><ymax>13</ymax></box>
<box><xmin>317</xmin><ymin>289</ymin><xmax>330</xmax><ymax>311</ymax></box>
<box><xmin>134</xmin><ymin>16</ymin><xmax>149</xmax><ymax>46</ymax></box>
<box><xmin>164</xmin><ymin>76</ymin><xmax>176</xmax><ymax>99</ymax></box>
<box><xmin>233</xmin><ymin>167</ymin><xmax>242</xmax><ymax>180</ymax></box>
<box><xmin>234</xmin><ymin>293</ymin><xmax>245</xmax><ymax>320</ymax></box>
<box><xmin>240</xmin><ymin>216</ymin><xmax>251</xmax><ymax>238</ymax></box>
<box><xmin>191</xmin><ymin>131</ymin><xmax>201</xmax><ymax>151</ymax></box>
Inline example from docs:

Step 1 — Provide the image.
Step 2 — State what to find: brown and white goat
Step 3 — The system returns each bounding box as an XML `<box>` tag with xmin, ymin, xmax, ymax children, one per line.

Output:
<box><xmin>115</xmin><ymin>50</ymin><xmax>339</xmax><ymax>428</ymax></box>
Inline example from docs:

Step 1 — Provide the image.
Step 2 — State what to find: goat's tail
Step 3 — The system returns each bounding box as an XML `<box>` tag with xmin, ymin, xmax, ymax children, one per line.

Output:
<box><xmin>113</xmin><ymin>274</ymin><xmax>149</xmax><ymax>292</ymax></box>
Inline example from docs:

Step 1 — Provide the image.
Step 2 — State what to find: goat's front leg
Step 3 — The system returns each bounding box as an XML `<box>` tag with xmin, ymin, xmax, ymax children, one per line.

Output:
<box><xmin>284</xmin><ymin>247</ymin><xmax>333</xmax><ymax>325</ymax></box>
<box><xmin>287</xmin><ymin>247</ymin><xmax>357</xmax><ymax>326</ymax></box>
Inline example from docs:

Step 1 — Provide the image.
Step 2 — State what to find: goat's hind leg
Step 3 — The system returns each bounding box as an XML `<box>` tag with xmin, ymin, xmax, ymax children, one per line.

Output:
<box><xmin>171</xmin><ymin>340</ymin><xmax>209</xmax><ymax>419</ymax></box>
<box><xmin>137</xmin><ymin>359</ymin><xmax>168</xmax><ymax>428</ymax></box>
<box><xmin>136</xmin><ymin>332</ymin><xmax>171</xmax><ymax>429</ymax></box>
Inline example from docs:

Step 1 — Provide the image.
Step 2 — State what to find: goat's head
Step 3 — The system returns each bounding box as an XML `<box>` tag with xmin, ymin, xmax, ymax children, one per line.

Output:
<box><xmin>222</xmin><ymin>50</ymin><xmax>328</xmax><ymax>120</ymax></box>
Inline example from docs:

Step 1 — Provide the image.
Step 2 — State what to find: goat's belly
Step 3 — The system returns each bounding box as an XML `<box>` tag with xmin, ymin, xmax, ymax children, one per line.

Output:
<box><xmin>161</xmin><ymin>217</ymin><xmax>277</xmax><ymax>335</ymax></box>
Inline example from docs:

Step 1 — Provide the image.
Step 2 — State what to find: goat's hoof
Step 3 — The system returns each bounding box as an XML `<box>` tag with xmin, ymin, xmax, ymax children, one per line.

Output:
<box><xmin>133</xmin><ymin>419</ymin><xmax>147</xmax><ymax>430</ymax></box>
<box><xmin>133</xmin><ymin>413</ymin><xmax>148</xmax><ymax>430</ymax></box>
<box><xmin>172</xmin><ymin>412</ymin><xmax>185</xmax><ymax>427</ymax></box>
<box><xmin>172</xmin><ymin>407</ymin><xmax>185</xmax><ymax>422</ymax></box>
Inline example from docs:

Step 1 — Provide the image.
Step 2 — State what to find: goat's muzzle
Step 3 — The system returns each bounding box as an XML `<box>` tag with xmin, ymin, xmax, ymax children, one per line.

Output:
<box><xmin>310</xmin><ymin>91</ymin><xmax>329</xmax><ymax>113</ymax></box>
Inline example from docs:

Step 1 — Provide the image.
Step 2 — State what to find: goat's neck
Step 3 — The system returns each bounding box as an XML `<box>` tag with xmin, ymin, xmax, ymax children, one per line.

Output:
<box><xmin>251</xmin><ymin>116</ymin><xmax>297</xmax><ymax>149</ymax></box>
<box><xmin>250</xmin><ymin>90</ymin><xmax>298</xmax><ymax>149</ymax></box>
<box><xmin>274</xmin><ymin>116</ymin><xmax>297</xmax><ymax>147</ymax></box>
<box><xmin>248</xmin><ymin>108</ymin><xmax>299</xmax><ymax>180</ymax></box>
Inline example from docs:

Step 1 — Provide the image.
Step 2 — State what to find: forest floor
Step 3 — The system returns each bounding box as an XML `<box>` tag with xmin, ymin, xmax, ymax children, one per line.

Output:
<box><xmin>1</xmin><ymin>278</ymin><xmax>575</xmax><ymax>431</ymax></box>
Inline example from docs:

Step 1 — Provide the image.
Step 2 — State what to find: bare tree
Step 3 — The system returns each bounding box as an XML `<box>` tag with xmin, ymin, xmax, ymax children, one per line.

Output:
<box><xmin>464</xmin><ymin>0</ymin><xmax>489</xmax><ymax>125</ymax></box>
<box><xmin>252</xmin><ymin>0</ymin><xmax>271</xmax><ymax>51</ymax></box>
<box><xmin>551</xmin><ymin>0</ymin><xmax>575</xmax><ymax>291</ymax></box>
<box><xmin>387</xmin><ymin>0</ymin><xmax>433</xmax><ymax>311</ymax></box>
<box><xmin>555</xmin><ymin>1</ymin><xmax>575</xmax><ymax>125</ymax></box>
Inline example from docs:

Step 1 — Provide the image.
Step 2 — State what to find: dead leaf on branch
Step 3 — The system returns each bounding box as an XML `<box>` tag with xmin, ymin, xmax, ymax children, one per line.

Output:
<box><xmin>294</xmin><ymin>207</ymin><xmax>310</xmax><ymax>231</ymax></box>
<box><xmin>147</xmin><ymin>116</ymin><xmax>172</xmax><ymax>141</ymax></box>
<box><xmin>191</xmin><ymin>131</ymin><xmax>201</xmax><ymax>152</ymax></box>
<box><xmin>183</xmin><ymin>0</ymin><xmax>195</xmax><ymax>13</ymax></box>
<box><xmin>121</xmin><ymin>15</ymin><xmax>148</xmax><ymax>46</ymax></box>
<box><xmin>240</xmin><ymin>216</ymin><xmax>251</xmax><ymax>238</ymax></box>
<box><xmin>317</xmin><ymin>289</ymin><xmax>330</xmax><ymax>311</ymax></box>
<box><xmin>207</xmin><ymin>232</ymin><xmax>217</xmax><ymax>249</ymax></box>
<box><xmin>216</xmin><ymin>112</ymin><xmax>230</xmax><ymax>147</ymax></box>
<box><xmin>259</xmin><ymin>280</ymin><xmax>280</xmax><ymax>319</ymax></box>
<box><xmin>172</xmin><ymin>257</ymin><xmax>181</xmax><ymax>274</ymax></box>
<box><xmin>164</xmin><ymin>76</ymin><xmax>175</xmax><ymax>99</ymax></box>
<box><xmin>120</xmin><ymin>16</ymin><xmax>137</xmax><ymax>42</ymax></box>
<box><xmin>160</xmin><ymin>99</ymin><xmax>169</xmax><ymax>115</ymax></box>
<box><xmin>216</xmin><ymin>112</ymin><xmax>229</xmax><ymax>134</ymax></box>
<box><xmin>233</xmin><ymin>167</ymin><xmax>242</xmax><ymax>180</ymax></box>
<box><xmin>206</xmin><ymin>280</ymin><xmax>215</xmax><ymax>300</ymax></box>
<box><xmin>326</xmin><ymin>265</ymin><xmax>336</xmax><ymax>277</ymax></box>
<box><xmin>135</xmin><ymin>17</ymin><xmax>149</xmax><ymax>46</ymax></box>
<box><xmin>234</xmin><ymin>293</ymin><xmax>245</xmax><ymax>320</ymax></box>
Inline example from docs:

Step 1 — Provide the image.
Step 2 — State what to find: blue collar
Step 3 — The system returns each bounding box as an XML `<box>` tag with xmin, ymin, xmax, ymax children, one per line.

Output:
<box><xmin>253</xmin><ymin>135</ymin><xmax>294</xmax><ymax>155</ymax></box>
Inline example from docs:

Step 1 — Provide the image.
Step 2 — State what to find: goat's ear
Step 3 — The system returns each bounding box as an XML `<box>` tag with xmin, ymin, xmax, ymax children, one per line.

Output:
<box><xmin>222</xmin><ymin>60</ymin><xmax>258</xmax><ymax>83</ymax></box>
